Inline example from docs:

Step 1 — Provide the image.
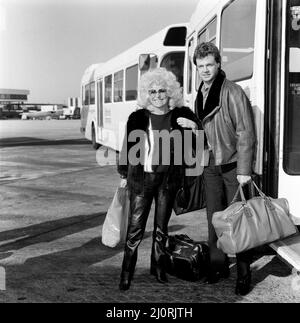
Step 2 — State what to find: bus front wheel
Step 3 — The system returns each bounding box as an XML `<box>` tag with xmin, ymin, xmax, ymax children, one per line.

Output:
<box><xmin>91</xmin><ymin>125</ymin><xmax>100</xmax><ymax>150</ymax></box>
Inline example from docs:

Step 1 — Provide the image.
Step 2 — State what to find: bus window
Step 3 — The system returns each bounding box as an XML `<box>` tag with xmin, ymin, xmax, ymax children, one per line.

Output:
<box><xmin>283</xmin><ymin>1</ymin><xmax>300</xmax><ymax>175</ymax></box>
<box><xmin>90</xmin><ymin>82</ymin><xmax>95</xmax><ymax>105</ymax></box>
<box><xmin>114</xmin><ymin>70</ymin><xmax>124</xmax><ymax>102</ymax></box>
<box><xmin>163</xmin><ymin>26</ymin><xmax>187</xmax><ymax>46</ymax></box>
<box><xmin>84</xmin><ymin>84</ymin><xmax>89</xmax><ymax>105</ymax></box>
<box><xmin>198</xmin><ymin>17</ymin><xmax>217</xmax><ymax>45</ymax></box>
<box><xmin>105</xmin><ymin>75</ymin><xmax>112</xmax><ymax>103</ymax></box>
<box><xmin>196</xmin><ymin>19</ymin><xmax>217</xmax><ymax>90</ymax></box>
<box><xmin>187</xmin><ymin>38</ymin><xmax>194</xmax><ymax>94</ymax></box>
<box><xmin>220</xmin><ymin>0</ymin><xmax>257</xmax><ymax>82</ymax></box>
<box><xmin>125</xmin><ymin>64</ymin><xmax>138</xmax><ymax>101</ymax></box>
<box><xmin>160</xmin><ymin>52</ymin><xmax>185</xmax><ymax>87</ymax></box>
<box><xmin>140</xmin><ymin>54</ymin><xmax>158</xmax><ymax>75</ymax></box>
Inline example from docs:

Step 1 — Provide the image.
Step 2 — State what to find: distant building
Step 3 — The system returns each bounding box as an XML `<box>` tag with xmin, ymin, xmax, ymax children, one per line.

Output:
<box><xmin>62</xmin><ymin>97</ymin><xmax>81</xmax><ymax>119</ymax></box>
<box><xmin>68</xmin><ymin>97</ymin><xmax>81</xmax><ymax>109</ymax></box>
<box><xmin>0</xmin><ymin>88</ymin><xmax>30</xmax><ymax>119</ymax></box>
<box><xmin>0</xmin><ymin>88</ymin><xmax>30</xmax><ymax>105</ymax></box>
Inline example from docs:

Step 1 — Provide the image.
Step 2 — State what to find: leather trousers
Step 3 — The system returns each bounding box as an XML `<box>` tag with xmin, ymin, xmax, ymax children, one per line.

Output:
<box><xmin>120</xmin><ymin>172</ymin><xmax>176</xmax><ymax>279</ymax></box>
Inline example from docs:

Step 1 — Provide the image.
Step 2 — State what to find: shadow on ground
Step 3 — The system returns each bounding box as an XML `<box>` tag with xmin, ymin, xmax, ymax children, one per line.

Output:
<box><xmin>0</xmin><ymin>213</ymin><xmax>104</xmax><ymax>249</ymax></box>
<box><xmin>0</xmin><ymin>137</ymin><xmax>89</xmax><ymax>148</ymax></box>
<box><xmin>0</xmin><ymin>212</ymin><xmax>293</xmax><ymax>303</ymax></box>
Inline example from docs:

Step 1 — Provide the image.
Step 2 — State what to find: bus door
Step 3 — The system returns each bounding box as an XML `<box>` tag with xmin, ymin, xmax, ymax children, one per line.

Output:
<box><xmin>97</xmin><ymin>79</ymin><xmax>104</xmax><ymax>140</ymax></box>
<box><xmin>184</xmin><ymin>35</ymin><xmax>196</xmax><ymax>110</ymax></box>
<box><xmin>160</xmin><ymin>51</ymin><xmax>185</xmax><ymax>87</ymax></box>
<box><xmin>278</xmin><ymin>0</ymin><xmax>300</xmax><ymax>224</ymax></box>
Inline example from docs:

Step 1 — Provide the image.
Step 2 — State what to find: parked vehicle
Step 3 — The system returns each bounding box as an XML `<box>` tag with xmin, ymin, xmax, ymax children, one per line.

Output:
<box><xmin>0</xmin><ymin>104</ymin><xmax>23</xmax><ymax>119</ymax></box>
<box><xmin>21</xmin><ymin>109</ymin><xmax>64</xmax><ymax>120</ymax></box>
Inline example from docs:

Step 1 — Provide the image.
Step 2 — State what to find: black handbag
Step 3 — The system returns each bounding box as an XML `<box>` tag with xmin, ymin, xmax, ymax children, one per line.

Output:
<box><xmin>173</xmin><ymin>174</ymin><xmax>206</xmax><ymax>215</ymax></box>
<box><xmin>165</xmin><ymin>234</ymin><xmax>209</xmax><ymax>281</ymax></box>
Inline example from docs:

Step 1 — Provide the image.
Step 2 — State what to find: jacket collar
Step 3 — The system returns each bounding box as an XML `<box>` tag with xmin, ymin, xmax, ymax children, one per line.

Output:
<box><xmin>128</xmin><ymin>106</ymin><xmax>199</xmax><ymax>133</ymax></box>
<box><xmin>196</xmin><ymin>69</ymin><xmax>226</xmax><ymax>121</ymax></box>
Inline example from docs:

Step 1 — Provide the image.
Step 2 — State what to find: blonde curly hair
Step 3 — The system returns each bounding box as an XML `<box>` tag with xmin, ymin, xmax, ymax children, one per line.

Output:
<box><xmin>137</xmin><ymin>68</ymin><xmax>183</xmax><ymax>109</ymax></box>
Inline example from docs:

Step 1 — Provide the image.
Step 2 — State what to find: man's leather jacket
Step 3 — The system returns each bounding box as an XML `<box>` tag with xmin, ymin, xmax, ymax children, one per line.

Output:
<box><xmin>196</xmin><ymin>71</ymin><xmax>256</xmax><ymax>176</ymax></box>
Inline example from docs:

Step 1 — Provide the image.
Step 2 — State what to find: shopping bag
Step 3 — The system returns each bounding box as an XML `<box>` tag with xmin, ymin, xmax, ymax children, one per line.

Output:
<box><xmin>212</xmin><ymin>181</ymin><xmax>298</xmax><ymax>254</ymax></box>
<box><xmin>101</xmin><ymin>184</ymin><xmax>130</xmax><ymax>248</ymax></box>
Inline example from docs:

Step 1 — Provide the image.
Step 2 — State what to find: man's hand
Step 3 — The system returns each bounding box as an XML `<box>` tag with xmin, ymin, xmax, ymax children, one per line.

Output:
<box><xmin>177</xmin><ymin>118</ymin><xmax>197</xmax><ymax>130</ymax></box>
<box><xmin>120</xmin><ymin>178</ymin><xmax>127</xmax><ymax>188</ymax></box>
<box><xmin>237</xmin><ymin>175</ymin><xmax>252</xmax><ymax>186</ymax></box>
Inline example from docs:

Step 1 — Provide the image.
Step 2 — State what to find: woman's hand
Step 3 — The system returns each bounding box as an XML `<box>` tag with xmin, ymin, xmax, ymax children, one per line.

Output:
<box><xmin>177</xmin><ymin>118</ymin><xmax>197</xmax><ymax>130</ymax></box>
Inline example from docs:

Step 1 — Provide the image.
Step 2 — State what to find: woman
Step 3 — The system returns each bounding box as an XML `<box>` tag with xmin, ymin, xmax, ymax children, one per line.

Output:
<box><xmin>117</xmin><ymin>67</ymin><xmax>201</xmax><ymax>291</ymax></box>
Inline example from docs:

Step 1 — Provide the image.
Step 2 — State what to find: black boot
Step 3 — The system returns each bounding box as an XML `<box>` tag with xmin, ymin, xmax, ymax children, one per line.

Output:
<box><xmin>119</xmin><ymin>271</ymin><xmax>132</xmax><ymax>291</ymax></box>
<box><xmin>150</xmin><ymin>229</ymin><xmax>168</xmax><ymax>284</ymax></box>
<box><xmin>119</xmin><ymin>247</ymin><xmax>138</xmax><ymax>291</ymax></box>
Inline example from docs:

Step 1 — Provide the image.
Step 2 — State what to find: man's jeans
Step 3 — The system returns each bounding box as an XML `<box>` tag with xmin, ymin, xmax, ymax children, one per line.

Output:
<box><xmin>203</xmin><ymin>153</ymin><xmax>252</xmax><ymax>277</ymax></box>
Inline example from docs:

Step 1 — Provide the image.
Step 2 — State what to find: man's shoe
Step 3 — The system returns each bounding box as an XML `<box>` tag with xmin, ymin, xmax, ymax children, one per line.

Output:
<box><xmin>205</xmin><ymin>271</ymin><xmax>221</xmax><ymax>284</ymax></box>
<box><xmin>235</xmin><ymin>272</ymin><xmax>252</xmax><ymax>296</ymax></box>
<box><xmin>205</xmin><ymin>264</ymin><xmax>230</xmax><ymax>284</ymax></box>
<box><xmin>220</xmin><ymin>264</ymin><xmax>230</xmax><ymax>279</ymax></box>
<box><xmin>150</xmin><ymin>266</ymin><xmax>168</xmax><ymax>284</ymax></box>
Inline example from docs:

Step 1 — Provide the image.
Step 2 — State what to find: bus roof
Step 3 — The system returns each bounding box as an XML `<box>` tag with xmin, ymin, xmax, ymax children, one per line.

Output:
<box><xmin>188</xmin><ymin>0</ymin><xmax>221</xmax><ymax>37</ymax></box>
<box><xmin>93</xmin><ymin>23</ymin><xmax>188</xmax><ymax>80</ymax></box>
<box><xmin>81</xmin><ymin>63</ymin><xmax>104</xmax><ymax>85</ymax></box>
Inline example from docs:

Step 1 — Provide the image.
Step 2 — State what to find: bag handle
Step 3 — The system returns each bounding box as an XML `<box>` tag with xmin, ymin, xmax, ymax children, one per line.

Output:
<box><xmin>251</xmin><ymin>181</ymin><xmax>276</xmax><ymax>211</ymax></box>
<box><xmin>231</xmin><ymin>180</ymin><xmax>275</xmax><ymax>208</ymax></box>
<box><xmin>230</xmin><ymin>184</ymin><xmax>247</xmax><ymax>205</ymax></box>
<box><xmin>251</xmin><ymin>181</ymin><xmax>267</xmax><ymax>198</ymax></box>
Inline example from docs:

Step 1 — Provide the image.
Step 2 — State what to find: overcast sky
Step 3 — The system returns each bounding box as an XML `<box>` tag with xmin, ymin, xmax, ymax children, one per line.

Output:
<box><xmin>0</xmin><ymin>0</ymin><xmax>199</xmax><ymax>104</ymax></box>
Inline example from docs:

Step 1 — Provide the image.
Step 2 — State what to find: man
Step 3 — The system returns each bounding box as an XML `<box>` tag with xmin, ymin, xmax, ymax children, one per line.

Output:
<box><xmin>193</xmin><ymin>42</ymin><xmax>256</xmax><ymax>296</ymax></box>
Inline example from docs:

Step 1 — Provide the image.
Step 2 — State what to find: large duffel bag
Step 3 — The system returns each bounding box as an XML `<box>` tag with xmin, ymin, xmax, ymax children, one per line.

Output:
<box><xmin>165</xmin><ymin>234</ymin><xmax>209</xmax><ymax>281</ymax></box>
<box><xmin>212</xmin><ymin>181</ymin><xmax>298</xmax><ymax>254</ymax></box>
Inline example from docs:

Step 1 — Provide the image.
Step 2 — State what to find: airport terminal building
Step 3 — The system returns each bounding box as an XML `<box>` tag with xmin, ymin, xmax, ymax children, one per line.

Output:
<box><xmin>0</xmin><ymin>88</ymin><xmax>30</xmax><ymax>119</ymax></box>
<box><xmin>0</xmin><ymin>88</ymin><xmax>30</xmax><ymax>105</ymax></box>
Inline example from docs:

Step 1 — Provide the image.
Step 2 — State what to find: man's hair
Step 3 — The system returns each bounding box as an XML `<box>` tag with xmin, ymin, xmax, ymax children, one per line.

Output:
<box><xmin>193</xmin><ymin>42</ymin><xmax>221</xmax><ymax>66</ymax></box>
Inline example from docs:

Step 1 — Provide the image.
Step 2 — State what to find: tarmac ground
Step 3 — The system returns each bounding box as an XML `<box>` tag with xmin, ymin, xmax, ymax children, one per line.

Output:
<box><xmin>0</xmin><ymin>120</ymin><xmax>300</xmax><ymax>303</ymax></box>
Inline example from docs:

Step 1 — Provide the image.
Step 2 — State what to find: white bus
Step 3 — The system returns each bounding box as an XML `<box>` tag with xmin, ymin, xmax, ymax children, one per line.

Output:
<box><xmin>80</xmin><ymin>24</ymin><xmax>187</xmax><ymax>150</ymax></box>
<box><xmin>81</xmin><ymin>1</ymin><xmax>300</xmax><ymax>269</ymax></box>
<box><xmin>184</xmin><ymin>0</ymin><xmax>300</xmax><ymax>269</ymax></box>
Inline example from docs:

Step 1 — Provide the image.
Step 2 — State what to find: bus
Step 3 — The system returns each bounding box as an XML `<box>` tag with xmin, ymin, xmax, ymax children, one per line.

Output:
<box><xmin>81</xmin><ymin>1</ymin><xmax>300</xmax><ymax>269</ymax></box>
<box><xmin>184</xmin><ymin>0</ymin><xmax>300</xmax><ymax>269</ymax></box>
<box><xmin>80</xmin><ymin>23</ymin><xmax>187</xmax><ymax>150</ymax></box>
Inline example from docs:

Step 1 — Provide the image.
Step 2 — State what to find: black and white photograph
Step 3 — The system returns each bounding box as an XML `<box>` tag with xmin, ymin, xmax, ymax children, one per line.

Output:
<box><xmin>0</xmin><ymin>0</ymin><xmax>300</xmax><ymax>308</ymax></box>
